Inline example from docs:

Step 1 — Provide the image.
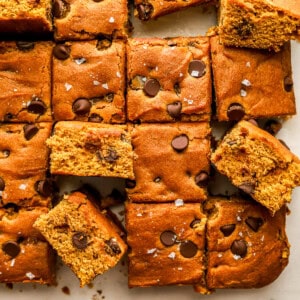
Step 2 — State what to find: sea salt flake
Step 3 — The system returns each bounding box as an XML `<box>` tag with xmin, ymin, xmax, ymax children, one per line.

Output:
<box><xmin>241</xmin><ymin>79</ymin><xmax>251</xmax><ymax>87</ymax></box>
<box><xmin>240</xmin><ymin>89</ymin><xmax>247</xmax><ymax>97</ymax></box>
<box><xmin>191</xmin><ymin>70</ymin><xmax>199</xmax><ymax>77</ymax></box>
<box><xmin>179</xmin><ymin>73</ymin><xmax>183</xmax><ymax>77</ymax></box>
<box><xmin>188</xmin><ymin>99</ymin><xmax>193</xmax><ymax>105</ymax></box>
<box><xmin>13</xmin><ymin>88</ymin><xmax>18</xmax><ymax>92</ymax></box>
<box><xmin>142</xmin><ymin>45</ymin><xmax>148</xmax><ymax>49</ymax></box>
<box><xmin>155</xmin><ymin>66</ymin><xmax>159</xmax><ymax>71</ymax></box>
<box><xmin>74</xmin><ymin>57</ymin><xmax>86</xmax><ymax>65</ymax></box>
<box><xmin>174</xmin><ymin>199</ymin><xmax>184</xmax><ymax>207</ymax></box>
<box><xmin>261</xmin><ymin>235</ymin><xmax>265</xmax><ymax>242</ymax></box>
<box><xmin>109</xmin><ymin>17</ymin><xmax>115</xmax><ymax>23</ymax></box>
<box><xmin>246</xmin><ymin>61</ymin><xmax>251</xmax><ymax>67</ymax></box>
<box><xmin>102</xmin><ymin>83</ymin><xmax>109</xmax><ymax>89</ymax></box>
<box><xmin>238</xmin><ymin>232</ymin><xmax>243</xmax><ymax>237</ymax></box>
<box><xmin>217</xmin><ymin>253</ymin><xmax>223</xmax><ymax>258</ymax></box>
<box><xmin>168</xmin><ymin>252</ymin><xmax>176</xmax><ymax>259</ymax></box>
<box><xmin>0</xmin><ymin>191</ymin><xmax>2</xmax><ymax>197</ymax></box>
<box><xmin>26</xmin><ymin>272</ymin><xmax>35</xmax><ymax>280</ymax></box>
<box><xmin>65</xmin><ymin>83</ymin><xmax>73</xmax><ymax>91</ymax></box>
<box><xmin>147</xmin><ymin>248</ymin><xmax>157</xmax><ymax>254</ymax></box>
<box><xmin>237</xmin><ymin>216</ymin><xmax>242</xmax><ymax>222</ymax></box>
<box><xmin>116</xmin><ymin>71</ymin><xmax>121</xmax><ymax>78</ymax></box>
<box><xmin>93</xmin><ymin>80</ymin><xmax>100</xmax><ymax>86</ymax></box>
<box><xmin>10</xmin><ymin>259</ymin><xmax>15</xmax><ymax>267</ymax></box>
<box><xmin>233</xmin><ymin>254</ymin><xmax>241</xmax><ymax>260</ymax></box>
<box><xmin>178</xmin><ymin>267</ymin><xmax>183</xmax><ymax>271</ymax></box>
<box><xmin>19</xmin><ymin>184</ymin><xmax>27</xmax><ymax>190</ymax></box>
<box><xmin>136</xmin><ymin>212</ymin><xmax>143</xmax><ymax>217</ymax></box>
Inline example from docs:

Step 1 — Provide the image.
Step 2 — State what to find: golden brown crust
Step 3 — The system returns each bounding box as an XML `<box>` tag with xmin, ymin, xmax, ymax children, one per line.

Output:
<box><xmin>126</xmin><ymin>37</ymin><xmax>212</xmax><ymax>122</ymax></box>
<box><xmin>210</xmin><ymin>36</ymin><xmax>296</xmax><ymax>120</ymax></box>
<box><xmin>52</xmin><ymin>40</ymin><xmax>126</xmax><ymax>124</ymax></box>
<box><xmin>127</xmin><ymin>122</ymin><xmax>211</xmax><ymax>202</ymax></box>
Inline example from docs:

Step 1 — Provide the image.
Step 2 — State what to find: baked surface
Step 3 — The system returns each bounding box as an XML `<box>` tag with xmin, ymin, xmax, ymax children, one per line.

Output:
<box><xmin>52</xmin><ymin>40</ymin><xmax>126</xmax><ymax>123</ymax></box>
<box><xmin>47</xmin><ymin>121</ymin><xmax>134</xmax><ymax>179</ymax></box>
<box><xmin>218</xmin><ymin>0</ymin><xmax>300</xmax><ymax>51</ymax></box>
<box><xmin>53</xmin><ymin>0</ymin><xmax>129</xmax><ymax>40</ymax></box>
<box><xmin>0</xmin><ymin>0</ymin><xmax>52</xmax><ymax>33</ymax></box>
<box><xmin>127</xmin><ymin>122</ymin><xmax>211</xmax><ymax>202</ymax></box>
<box><xmin>211</xmin><ymin>120</ymin><xmax>300</xmax><ymax>215</ymax></box>
<box><xmin>126</xmin><ymin>202</ymin><xmax>207</xmax><ymax>287</ymax></box>
<box><xmin>0</xmin><ymin>206</ymin><xmax>56</xmax><ymax>284</ymax></box>
<box><xmin>34</xmin><ymin>191</ymin><xmax>127</xmax><ymax>287</ymax></box>
<box><xmin>210</xmin><ymin>36</ymin><xmax>296</xmax><ymax>121</ymax></box>
<box><xmin>126</xmin><ymin>37</ymin><xmax>212</xmax><ymax>122</ymax></box>
<box><xmin>134</xmin><ymin>0</ymin><xmax>212</xmax><ymax>20</ymax></box>
<box><xmin>0</xmin><ymin>123</ymin><xmax>53</xmax><ymax>208</ymax></box>
<box><xmin>203</xmin><ymin>196</ymin><xmax>289</xmax><ymax>289</ymax></box>
<box><xmin>0</xmin><ymin>41</ymin><xmax>52</xmax><ymax>122</ymax></box>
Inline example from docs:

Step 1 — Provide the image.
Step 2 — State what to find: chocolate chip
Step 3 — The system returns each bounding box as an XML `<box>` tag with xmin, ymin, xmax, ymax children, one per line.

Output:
<box><xmin>263</xmin><ymin>119</ymin><xmax>282</xmax><ymax>135</ymax></box>
<box><xmin>231</xmin><ymin>240</ymin><xmax>247</xmax><ymax>258</ymax></box>
<box><xmin>72</xmin><ymin>232</ymin><xmax>88</xmax><ymax>250</ymax></box>
<box><xmin>171</xmin><ymin>134</ymin><xmax>189</xmax><ymax>151</ymax></box>
<box><xmin>53</xmin><ymin>44</ymin><xmax>71</xmax><ymax>60</ymax></box>
<box><xmin>27</xmin><ymin>98</ymin><xmax>46</xmax><ymax>115</ymax></box>
<box><xmin>160</xmin><ymin>231</ymin><xmax>177</xmax><ymax>247</ymax></box>
<box><xmin>167</xmin><ymin>101</ymin><xmax>182</xmax><ymax>118</ymax></box>
<box><xmin>220</xmin><ymin>224</ymin><xmax>236</xmax><ymax>237</ymax></box>
<box><xmin>188</xmin><ymin>60</ymin><xmax>206</xmax><ymax>78</ymax></box>
<box><xmin>4</xmin><ymin>113</ymin><xmax>14</xmax><ymax>121</ymax></box>
<box><xmin>105</xmin><ymin>238</ymin><xmax>121</xmax><ymax>255</ymax></box>
<box><xmin>245</xmin><ymin>217</ymin><xmax>263</xmax><ymax>232</ymax></box>
<box><xmin>23</xmin><ymin>124</ymin><xmax>39</xmax><ymax>140</ymax></box>
<box><xmin>143</xmin><ymin>78</ymin><xmax>160</xmax><ymax>97</ymax></box>
<box><xmin>72</xmin><ymin>99</ymin><xmax>91</xmax><ymax>116</ymax></box>
<box><xmin>227</xmin><ymin>103</ymin><xmax>245</xmax><ymax>121</ymax></box>
<box><xmin>125</xmin><ymin>179</ymin><xmax>136</xmax><ymax>189</ymax></box>
<box><xmin>96</xmin><ymin>38</ymin><xmax>112</xmax><ymax>50</ymax></box>
<box><xmin>179</xmin><ymin>240</ymin><xmax>198</xmax><ymax>258</ymax></box>
<box><xmin>3</xmin><ymin>203</ymin><xmax>19</xmax><ymax>212</ymax></box>
<box><xmin>16</xmin><ymin>41</ymin><xmax>35</xmax><ymax>51</ymax></box>
<box><xmin>2</xmin><ymin>241</ymin><xmax>20</xmax><ymax>258</ymax></box>
<box><xmin>195</xmin><ymin>171</ymin><xmax>209</xmax><ymax>187</ymax></box>
<box><xmin>248</xmin><ymin>119</ymin><xmax>258</xmax><ymax>127</ymax></box>
<box><xmin>0</xmin><ymin>177</ymin><xmax>5</xmax><ymax>191</ymax></box>
<box><xmin>104</xmin><ymin>149</ymin><xmax>119</xmax><ymax>163</ymax></box>
<box><xmin>190</xmin><ymin>219</ymin><xmax>201</xmax><ymax>228</ymax></box>
<box><xmin>52</xmin><ymin>0</ymin><xmax>70</xmax><ymax>18</ymax></box>
<box><xmin>36</xmin><ymin>180</ymin><xmax>53</xmax><ymax>197</ymax></box>
<box><xmin>284</xmin><ymin>76</ymin><xmax>293</xmax><ymax>92</ymax></box>
<box><xmin>88</xmin><ymin>113</ymin><xmax>103</xmax><ymax>123</ymax></box>
<box><xmin>137</xmin><ymin>3</ymin><xmax>153</xmax><ymax>21</ymax></box>
<box><xmin>238</xmin><ymin>182</ymin><xmax>255</xmax><ymax>194</ymax></box>
<box><xmin>174</xmin><ymin>83</ymin><xmax>181</xmax><ymax>96</ymax></box>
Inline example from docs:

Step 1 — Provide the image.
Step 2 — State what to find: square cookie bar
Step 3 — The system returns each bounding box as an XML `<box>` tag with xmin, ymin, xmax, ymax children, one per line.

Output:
<box><xmin>126</xmin><ymin>37</ymin><xmax>212</xmax><ymax>122</ymax></box>
<box><xmin>126</xmin><ymin>202</ymin><xmax>207</xmax><ymax>287</ymax></box>
<box><xmin>126</xmin><ymin>122</ymin><xmax>211</xmax><ymax>202</ymax></box>
<box><xmin>0</xmin><ymin>123</ymin><xmax>54</xmax><ymax>208</ymax></box>
<box><xmin>52</xmin><ymin>40</ymin><xmax>126</xmax><ymax>123</ymax></box>
<box><xmin>0</xmin><ymin>205</ymin><xmax>56</xmax><ymax>284</ymax></box>
<box><xmin>134</xmin><ymin>0</ymin><xmax>212</xmax><ymax>21</ymax></box>
<box><xmin>34</xmin><ymin>192</ymin><xmax>127</xmax><ymax>287</ymax></box>
<box><xmin>202</xmin><ymin>197</ymin><xmax>289</xmax><ymax>290</ymax></box>
<box><xmin>0</xmin><ymin>41</ymin><xmax>52</xmax><ymax>122</ymax></box>
<box><xmin>0</xmin><ymin>0</ymin><xmax>52</xmax><ymax>34</ymax></box>
<box><xmin>211</xmin><ymin>120</ymin><xmax>300</xmax><ymax>215</ymax></box>
<box><xmin>210</xmin><ymin>36</ymin><xmax>296</xmax><ymax>121</ymax></box>
<box><xmin>217</xmin><ymin>0</ymin><xmax>300</xmax><ymax>51</ymax></box>
<box><xmin>52</xmin><ymin>0</ymin><xmax>129</xmax><ymax>41</ymax></box>
<box><xmin>47</xmin><ymin>121</ymin><xmax>134</xmax><ymax>179</ymax></box>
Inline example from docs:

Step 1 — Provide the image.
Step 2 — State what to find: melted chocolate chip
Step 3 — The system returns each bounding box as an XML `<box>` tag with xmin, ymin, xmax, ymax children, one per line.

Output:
<box><xmin>104</xmin><ymin>149</ymin><xmax>119</xmax><ymax>163</ymax></box>
<box><xmin>167</xmin><ymin>101</ymin><xmax>182</xmax><ymax>118</ymax></box>
<box><xmin>125</xmin><ymin>179</ymin><xmax>136</xmax><ymax>189</ymax></box>
<box><xmin>143</xmin><ymin>78</ymin><xmax>161</xmax><ymax>97</ymax></box>
<box><xmin>72</xmin><ymin>98</ymin><xmax>91</xmax><ymax>116</ymax></box>
<box><xmin>263</xmin><ymin>119</ymin><xmax>282</xmax><ymax>135</ymax></box>
<box><xmin>171</xmin><ymin>134</ymin><xmax>189</xmax><ymax>152</ymax></box>
<box><xmin>137</xmin><ymin>3</ymin><xmax>154</xmax><ymax>21</ymax></box>
<box><xmin>245</xmin><ymin>216</ymin><xmax>263</xmax><ymax>232</ymax></box>
<box><xmin>284</xmin><ymin>76</ymin><xmax>293</xmax><ymax>92</ymax></box>
<box><xmin>23</xmin><ymin>124</ymin><xmax>39</xmax><ymax>140</ymax></box>
<box><xmin>190</xmin><ymin>219</ymin><xmax>201</xmax><ymax>228</ymax></box>
<box><xmin>195</xmin><ymin>171</ymin><xmax>209</xmax><ymax>187</ymax></box>
<box><xmin>36</xmin><ymin>180</ymin><xmax>53</xmax><ymax>197</ymax></box>
<box><xmin>52</xmin><ymin>0</ymin><xmax>70</xmax><ymax>18</ymax></box>
<box><xmin>188</xmin><ymin>60</ymin><xmax>206</xmax><ymax>78</ymax></box>
<box><xmin>72</xmin><ymin>232</ymin><xmax>88</xmax><ymax>250</ymax></box>
<box><xmin>27</xmin><ymin>99</ymin><xmax>46</xmax><ymax>115</ymax></box>
<box><xmin>3</xmin><ymin>203</ymin><xmax>19</xmax><ymax>212</ymax></box>
<box><xmin>2</xmin><ymin>241</ymin><xmax>21</xmax><ymax>258</ymax></box>
<box><xmin>0</xmin><ymin>177</ymin><xmax>5</xmax><ymax>191</ymax></box>
<box><xmin>179</xmin><ymin>240</ymin><xmax>198</xmax><ymax>258</ymax></box>
<box><xmin>220</xmin><ymin>224</ymin><xmax>236</xmax><ymax>237</ymax></box>
<box><xmin>238</xmin><ymin>182</ymin><xmax>255</xmax><ymax>194</ymax></box>
<box><xmin>227</xmin><ymin>103</ymin><xmax>245</xmax><ymax>121</ymax></box>
<box><xmin>53</xmin><ymin>44</ymin><xmax>71</xmax><ymax>60</ymax></box>
<box><xmin>231</xmin><ymin>240</ymin><xmax>247</xmax><ymax>258</ymax></box>
<box><xmin>16</xmin><ymin>41</ymin><xmax>35</xmax><ymax>51</ymax></box>
<box><xmin>88</xmin><ymin>113</ymin><xmax>103</xmax><ymax>123</ymax></box>
<box><xmin>105</xmin><ymin>238</ymin><xmax>121</xmax><ymax>255</ymax></box>
<box><xmin>160</xmin><ymin>231</ymin><xmax>177</xmax><ymax>247</ymax></box>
